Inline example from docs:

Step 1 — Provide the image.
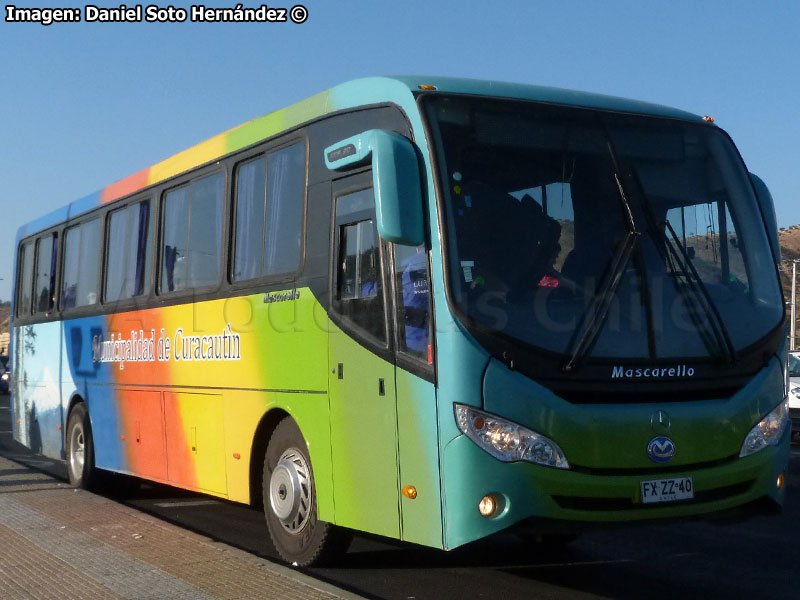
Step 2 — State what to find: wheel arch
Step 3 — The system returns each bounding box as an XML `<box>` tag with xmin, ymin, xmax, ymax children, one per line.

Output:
<box><xmin>64</xmin><ymin>392</ymin><xmax>86</xmax><ymax>448</ymax></box>
<box><xmin>249</xmin><ymin>407</ymin><xmax>291</xmax><ymax>508</ymax></box>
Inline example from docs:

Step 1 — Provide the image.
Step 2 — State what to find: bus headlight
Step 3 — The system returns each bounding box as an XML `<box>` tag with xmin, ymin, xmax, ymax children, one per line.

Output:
<box><xmin>454</xmin><ymin>404</ymin><xmax>569</xmax><ymax>469</ymax></box>
<box><xmin>739</xmin><ymin>397</ymin><xmax>789</xmax><ymax>458</ymax></box>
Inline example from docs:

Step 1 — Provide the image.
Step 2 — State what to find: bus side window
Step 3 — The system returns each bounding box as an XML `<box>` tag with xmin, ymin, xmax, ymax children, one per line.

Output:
<box><xmin>264</xmin><ymin>143</ymin><xmax>305</xmax><ymax>275</ymax></box>
<box><xmin>393</xmin><ymin>244</ymin><xmax>431</xmax><ymax>361</ymax></box>
<box><xmin>62</xmin><ymin>218</ymin><xmax>101</xmax><ymax>309</ymax></box>
<box><xmin>161</xmin><ymin>172</ymin><xmax>224</xmax><ymax>292</ymax></box>
<box><xmin>233</xmin><ymin>142</ymin><xmax>305</xmax><ymax>281</ymax></box>
<box><xmin>34</xmin><ymin>233</ymin><xmax>58</xmax><ymax>314</ymax></box>
<box><xmin>106</xmin><ymin>200</ymin><xmax>152</xmax><ymax>302</ymax></box>
<box><xmin>335</xmin><ymin>188</ymin><xmax>386</xmax><ymax>343</ymax></box>
<box><xmin>16</xmin><ymin>241</ymin><xmax>33</xmax><ymax>317</ymax></box>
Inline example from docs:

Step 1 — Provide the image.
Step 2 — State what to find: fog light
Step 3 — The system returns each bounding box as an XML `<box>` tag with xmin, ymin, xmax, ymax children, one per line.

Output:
<box><xmin>777</xmin><ymin>472</ymin><xmax>786</xmax><ymax>490</ymax></box>
<box><xmin>478</xmin><ymin>494</ymin><xmax>498</xmax><ymax>517</ymax></box>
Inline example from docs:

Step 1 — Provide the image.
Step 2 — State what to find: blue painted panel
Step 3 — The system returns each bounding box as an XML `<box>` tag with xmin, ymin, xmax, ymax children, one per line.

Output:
<box><xmin>62</xmin><ymin>314</ymin><xmax>125</xmax><ymax>470</ymax></box>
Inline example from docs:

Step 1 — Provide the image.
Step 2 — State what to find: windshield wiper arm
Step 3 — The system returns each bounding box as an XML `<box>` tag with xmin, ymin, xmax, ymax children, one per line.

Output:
<box><xmin>661</xmin><ymin>219</ymin><xmax>737</xmax><ymax>363</ymax></box>
<box><xmin>615</xmin><ymin>154</ymin><xmax>737</xmax><ymax>365</ymax></box>
<box><xmin>563</xmin><ymin>170</ymin><xmax>641</xmax><ymax>373</ymax></box>
<box><xmin>563</xmin><ymin>230</ymin><xmax>639</xmax><ymax>372</ymax></box>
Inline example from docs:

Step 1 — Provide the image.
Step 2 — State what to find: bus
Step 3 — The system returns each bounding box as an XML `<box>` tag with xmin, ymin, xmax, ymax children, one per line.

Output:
<box><xmin>10</xmin><ymin>77</ymin><xmax>790</xmax><ymax>565</ymax></box>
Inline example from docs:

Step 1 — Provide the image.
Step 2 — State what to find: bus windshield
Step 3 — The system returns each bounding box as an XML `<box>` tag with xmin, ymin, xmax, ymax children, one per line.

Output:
<box><xmin>423</xmin><ymin>95</ymin><xmax>783</xmax><ymax>364</ymax></box>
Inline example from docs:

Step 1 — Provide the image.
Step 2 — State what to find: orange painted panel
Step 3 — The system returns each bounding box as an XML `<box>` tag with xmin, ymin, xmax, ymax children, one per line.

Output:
<box><xmin>101</xmin><ymin>168</ymin><xmax>151</xmax><ymax>204</ymax></box>
<box><xmin>118</xmin><ymin>390</ymin><xmax>167</xmax><ymax>481</ymax></box>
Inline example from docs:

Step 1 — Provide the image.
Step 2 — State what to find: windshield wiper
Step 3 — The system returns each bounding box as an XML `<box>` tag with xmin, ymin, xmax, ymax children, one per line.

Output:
<box><xmin>660</xmin><ymin>219</ymin><xmax>737</xmax><ymax>363</ymax></box>
<box><xmin>613</xmin><ymin>151</ymin><xmax>737</xmax><ymax>364</ymax></box>
<box><xmin>563</xmin><ymin>230</ymin><xmax>639</xmax><ymax>372</ymax></box>
<box><xmin>563</xmin><ymin>173</ymin><xmax>640</xmax><ymax>373</ymax></box>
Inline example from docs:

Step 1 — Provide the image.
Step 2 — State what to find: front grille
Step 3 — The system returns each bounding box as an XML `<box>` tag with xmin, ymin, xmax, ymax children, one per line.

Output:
<box><xmin>552</xmin><ymin>480</ymin><xmax>754</xmax><ymax>512</ymax></box>
<box><xmin>553</xmin><ymin>386</ymin><xmax>744</xmax><ymax>404</ymax></box>
<box><xmin>569</xmin><ymin>454</ymin><xmax>739</xmax><ymax>477</ymax></box>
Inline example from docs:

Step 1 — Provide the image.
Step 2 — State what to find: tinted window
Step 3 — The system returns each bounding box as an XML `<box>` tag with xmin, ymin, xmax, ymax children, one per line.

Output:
<box><xmin>665</xmin><ymin>203</ymin><xmax>749</xmax><ymax>293</ymax></box>
<box><xmin>425</xmin><ymin>94</ymin><xmax>783</xmax><ymax>363</ymax></box>
<box><xmin>106</xmin><ymin>201</ymin><xmax>152</xmax><ymax>302</ymax></box>
<box><xmin>265</xmin><ymin>144</ymin><xmax>305</xmax><ymax>274</ymax></box>
<box><xmin>34</xmin><ymin>234</ymin><xmax>57</xmax><ymax>314</ymax></box>
<box><xmin>62</xmin><ymin>219</ymin><xmax>101</xmax><ymax>309</ymax></box>
<box><xmin>340</xmin><ymin>220</ymin><xmax>380</xmax><ymax>301</ymax></box>
<box><xmin>16</xmin><ymin>242</ymin><xmax>33</xmax><ymax>317</ymax></box>
<box><xmin>162</xmin><ymin>172</ymin><xmax>224</xmax><ymax>292</ymax></box>
<box><xmin>234</xmin><ymin>156</ymin><xmax>266</xmax><ymax>280</ymax></box>
<box><xmin>335</xmin><ymin>188</ymin><xmax>385</xmax><ymax>342</ymax></box>
<box><xmin>394</xmin><ymin>244</ymin><xmax>431</xmax><ymax>360</ymax></box>
<box><xmin>234</xmin><ymin>143</ymin><xmax>305</xmax><ymax>280</ymax></box>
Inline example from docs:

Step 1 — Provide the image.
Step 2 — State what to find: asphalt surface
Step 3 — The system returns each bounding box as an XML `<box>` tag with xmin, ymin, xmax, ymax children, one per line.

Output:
<box><xmin>2</xmin><ymin>392</ymin><xmax>798</xmax><ymax>599</ymax></box>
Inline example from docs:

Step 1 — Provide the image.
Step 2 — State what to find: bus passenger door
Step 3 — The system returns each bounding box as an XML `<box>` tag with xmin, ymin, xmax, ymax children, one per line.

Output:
<box><xmin>328</xmin><ymin>173</ymin><xmax>400</xmax><ymax>538</ymax></box>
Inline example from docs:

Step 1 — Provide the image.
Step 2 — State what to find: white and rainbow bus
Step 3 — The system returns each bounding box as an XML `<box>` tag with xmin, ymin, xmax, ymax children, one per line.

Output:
<box><xmin>10</xmin><ymin>77</ymin><xmax>790</xmax><ymax>565</ymax></box>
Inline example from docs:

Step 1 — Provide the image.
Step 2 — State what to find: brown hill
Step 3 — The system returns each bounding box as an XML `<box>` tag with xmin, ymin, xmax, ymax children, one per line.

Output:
<box><xmin>779</xmin><ymin>225</ymin><xmax>800</xmax><ymax>263</ymax></box>
<box><xmin>779</xmin><ymin>226</ymin><xmax>800</xmax><ymax>338</ymax></box>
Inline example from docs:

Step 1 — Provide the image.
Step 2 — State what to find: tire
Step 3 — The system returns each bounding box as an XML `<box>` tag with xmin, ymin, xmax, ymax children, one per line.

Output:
<box><xmin>262</xmin><ymin>417</ymin><xmax>349</xmax><ymax>566</ymax></box>
<box><xmin>65</xmin><ymin>403</ymin><xmax>98</xmax><ymax>489</ymax></box>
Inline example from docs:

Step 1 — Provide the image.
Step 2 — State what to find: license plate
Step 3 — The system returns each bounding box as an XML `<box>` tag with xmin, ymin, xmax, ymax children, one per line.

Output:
<box><xmin>640</xmin><ymin>476</ymin><xmax>694</xmax><ymax>504</ymax></box>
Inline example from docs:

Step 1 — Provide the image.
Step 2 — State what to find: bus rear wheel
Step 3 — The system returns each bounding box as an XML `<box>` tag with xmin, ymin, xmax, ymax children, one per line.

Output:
<box><xmin>262</xmin><ymin>417</ymin><xmax>348</xmax><ymax>566</ymax></box>
<box><xmin>66</xmin><ymin>403</ymin><xmax>98</xmax><ymax>489</ymax></box>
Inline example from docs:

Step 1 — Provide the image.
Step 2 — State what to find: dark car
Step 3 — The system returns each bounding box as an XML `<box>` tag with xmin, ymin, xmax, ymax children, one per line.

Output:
<box><xmin>0</xmin><ymin>355</ymin><xmax>9</xmax><ymax>395</ymax></box>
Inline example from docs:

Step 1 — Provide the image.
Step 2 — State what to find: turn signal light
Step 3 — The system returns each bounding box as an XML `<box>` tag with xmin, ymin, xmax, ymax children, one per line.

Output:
<box><xmin>478</xmin><ymin>494</ymin><xmax>499</xmax><ymax>517</ymax></box>
<box><xmin>777</xmin><ymin>472</ymin><xmax>786</xmax><ymax>490</ymax></box>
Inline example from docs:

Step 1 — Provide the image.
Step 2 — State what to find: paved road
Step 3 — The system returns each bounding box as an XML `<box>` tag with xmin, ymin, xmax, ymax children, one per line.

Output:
<box><xmin>2</xmin><ymin>392</ymin><xmax>797</xmax><ymax>599</ymax></box>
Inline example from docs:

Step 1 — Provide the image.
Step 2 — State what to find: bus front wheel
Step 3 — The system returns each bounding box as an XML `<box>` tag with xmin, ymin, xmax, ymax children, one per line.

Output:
<box><xmin>262</xmin><ymin>417</ymin><xmax>348</xmax><ymax>566</ymax></box>
<box><xmin>65</xmin><ymin>403</ymin><xmax>98</xmax><ymax>489</ymax></box>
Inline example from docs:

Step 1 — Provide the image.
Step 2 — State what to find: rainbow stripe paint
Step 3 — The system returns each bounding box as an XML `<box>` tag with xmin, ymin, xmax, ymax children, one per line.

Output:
<box><xmin>11</xmin><ymin>77</ymin><xmax>789</xmax><ymax>556</ymax></box>
<box><xmin>99</xmin><ymin>90</ymin><xmax>334</xmax><ymax>205</ymax></box>
<box><xmin>11</xmin><ymin>76</ymin><xmax>446</xmax><ymax>549</ymax></box>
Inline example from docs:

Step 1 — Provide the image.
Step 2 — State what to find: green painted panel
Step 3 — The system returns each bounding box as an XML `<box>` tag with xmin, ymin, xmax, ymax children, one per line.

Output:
<box><xmin>483</xmin><ymin>357</ymin><xmax>786</xmax><ymax>470</ymax></box>
<box><xmin>328</xmin><ymin>322</ymin><xmax>400</xmax><ymax>537</ymax></box>
<box><xmin>225</xmin><ymin>90</ymin><xmax>332</xmax><ymax>153</ymax></box>
<box><xmin>278</xmin><ymin>392</ymin><xmax>336</xmax><ymax>524</ymax></box>
<box><xmin>442</xmin><ymin>428</ymin><xmax>789</xmax><ymax>550</ymax></box>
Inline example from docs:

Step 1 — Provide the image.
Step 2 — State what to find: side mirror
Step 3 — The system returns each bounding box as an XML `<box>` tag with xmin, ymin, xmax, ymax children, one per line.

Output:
<box><xmin>749</xmin><ymin>173</ymin><xmax>780</xmax><ymax>262</ymax></box>
<box><xmin>325</xmin><ymin>130</ymin><xmax>425</xmax><ymax>246</ymax></box>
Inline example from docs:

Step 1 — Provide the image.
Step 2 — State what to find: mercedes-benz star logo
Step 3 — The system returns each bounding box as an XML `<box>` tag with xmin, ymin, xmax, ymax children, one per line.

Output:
<box><xmin>650</xmin><ymin>410</ymin><xmax>671</xmax><ymax>434</ymax></box>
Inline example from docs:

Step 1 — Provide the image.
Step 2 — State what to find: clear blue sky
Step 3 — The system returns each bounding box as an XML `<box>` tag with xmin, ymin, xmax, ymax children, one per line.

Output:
<box><xmin>1</xmin><ymin>0</ymin><xmax>798</xmax><ymax>302</ymax></box>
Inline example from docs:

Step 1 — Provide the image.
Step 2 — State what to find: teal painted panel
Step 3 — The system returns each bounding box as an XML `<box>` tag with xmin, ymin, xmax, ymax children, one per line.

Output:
<box><xmin>396</xmin><ymin>369</ymin><xmax>442</xmax><ymax>548</ymax></box>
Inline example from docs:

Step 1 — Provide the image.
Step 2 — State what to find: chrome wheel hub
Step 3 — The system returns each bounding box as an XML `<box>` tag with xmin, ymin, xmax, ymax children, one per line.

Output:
<box><xmin>269</xmin><ymin>449</ymin><xmax>312</xmax><ymax>534</ymax></box>
<box><xmin>69</xmin><ymin>423</ymin><xmax>85</xmax><ymax>478</ymax></box>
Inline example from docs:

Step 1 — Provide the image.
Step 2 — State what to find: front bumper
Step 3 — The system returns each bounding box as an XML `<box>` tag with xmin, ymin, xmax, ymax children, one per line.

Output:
<box><xmin>441</xmin><ymin>427</ymin><xmax>790</xmax><ymax>549</ymax></box>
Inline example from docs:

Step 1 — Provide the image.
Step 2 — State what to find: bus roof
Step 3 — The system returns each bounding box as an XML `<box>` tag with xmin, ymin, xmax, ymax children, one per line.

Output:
<box><xmin>15</xmin><ymin>76</ymin><xmax>705</xmax><ymax>242</ymax></box>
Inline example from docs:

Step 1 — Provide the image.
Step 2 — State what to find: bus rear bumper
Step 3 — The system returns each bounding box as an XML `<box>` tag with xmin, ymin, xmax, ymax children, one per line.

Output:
<box><xmin>440</xmin><ymin>430</ymin><xmax>789</xmax><ymax>550</ymax></box>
